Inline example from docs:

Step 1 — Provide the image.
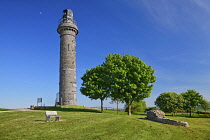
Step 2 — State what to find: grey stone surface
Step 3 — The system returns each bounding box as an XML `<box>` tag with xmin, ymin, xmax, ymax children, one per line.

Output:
<box><xmin>147</xmin><ymin>110</ymin><xmax>166</xmax><ymax>119</ymax></box>
<box><xmin>57</xmin><ymin>9</ymin><xmax>78</xmax><ymax>105</ymax></box>
<box><xmin>146</xmin><ymin>110</ymin><xmax>189</xmax><ymax>127</ymax></box>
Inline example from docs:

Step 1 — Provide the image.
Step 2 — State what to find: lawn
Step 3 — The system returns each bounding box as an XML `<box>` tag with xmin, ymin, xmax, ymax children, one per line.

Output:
<box><xmin>0</xmin><ymin>108</ymin><xmax>210</xmax><ymax>140</ymax></box>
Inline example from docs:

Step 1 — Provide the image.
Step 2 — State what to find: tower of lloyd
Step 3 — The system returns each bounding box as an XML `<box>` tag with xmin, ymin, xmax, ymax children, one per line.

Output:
<box><xmin>57</xmin><ymin>9</ymin><xmax>78</xmax><ymax>105</ymax></box>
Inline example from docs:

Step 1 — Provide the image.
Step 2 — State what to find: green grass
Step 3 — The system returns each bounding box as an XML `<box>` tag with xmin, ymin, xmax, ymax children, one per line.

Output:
<box><xmin>0</xmin><ymin>108</ymin><xmax>210</xmax><ymax>140</ymax></box>
<box><xmin>0</xmin><ymin>108</ymin><xmax>10</xmax><ymax>111</ymax></box>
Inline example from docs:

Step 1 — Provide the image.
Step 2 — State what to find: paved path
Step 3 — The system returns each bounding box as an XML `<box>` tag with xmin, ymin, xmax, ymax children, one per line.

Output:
<box><xmin>0</xmin><ymin>108</ymin><xmax>32</xmax><ymax>113</ymax></box>
<box><xmin>0</xmin><ymin>111</ymin><xmax>13</xmax><ymax>113</ymax></box>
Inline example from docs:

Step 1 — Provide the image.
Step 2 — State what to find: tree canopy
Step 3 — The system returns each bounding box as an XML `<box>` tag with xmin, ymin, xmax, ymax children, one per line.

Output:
<box><xmin>155</xmin><ymin>92</ymin><xmax>183</xmax><ymax>116</ymax></box>
<box><xmin>103</xmin><ymin>54</ymin><xmax>156</xmax><ymax>115</ymax></box>
<box><xmin>181</xmin><ymin>89</ymin><xmax>203</xmax><ymax>117</ymax></box>
<box><xmin>80</xmin><ymin>54</ymin><xmax>156</xmax><ymax>115</ymax></box>
<box><xmin>200</xmin><ymin>99</ymin><xmax>209</xmax><ymax>116</ymax></box>
<box><xmin>80</xmin><ymin>65</ymin><xmax>110</xmax><ymax>113</ymax></box>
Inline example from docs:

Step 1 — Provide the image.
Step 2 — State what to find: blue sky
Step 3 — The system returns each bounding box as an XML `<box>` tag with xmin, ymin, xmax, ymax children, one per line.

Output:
<box><xmin>1</xmin><ymin>0</ymin><xmax>210</xmax><ymax>109</ymax></box>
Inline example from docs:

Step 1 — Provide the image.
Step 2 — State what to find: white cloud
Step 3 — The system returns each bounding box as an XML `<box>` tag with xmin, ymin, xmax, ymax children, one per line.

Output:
<box><xmin>131</xmin><ymin>0</ymin><xmax>210</xmax><ymax>32</ymax></box>
<box><xmin>192</xmin><ymin>0</ymin><xmax>210</xmax><ymax>14</ymax></box>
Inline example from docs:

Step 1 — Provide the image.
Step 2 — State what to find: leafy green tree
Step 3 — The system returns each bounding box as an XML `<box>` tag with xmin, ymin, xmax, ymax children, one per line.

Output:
<box><xmin>201</xmin><ymin>99</ymin><xmax>209</xmax><ymax>116</ymax></box>
<box><xmin>109</xmin><ymin>98</ymin><xmax>123</xmax><ymax>114</ymax></box>
<box><xmin>103</xmin><ymin>54</ymin><xmax>156</xmax><ymax>116</ymax></box>
<box><xmin>80</xmin><ymin>65</ymin><xmax>110</xmax><ymax>113</ymax></box>
<box><xmin>181</xmin><ymin>90</ymin><xmax>203</xmax><ymax>117</ymax></box>
<box><xmin>155</xmin><ymin>92</ymin><xmax>183</xmax><ymax>116</ymax></box>
<box><xmin>125</xmin><ymin>100</ymin><xmax>146</xmax><ymax>113</ymax></box>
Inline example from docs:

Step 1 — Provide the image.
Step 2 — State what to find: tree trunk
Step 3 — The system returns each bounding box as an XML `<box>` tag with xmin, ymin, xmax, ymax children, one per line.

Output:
<box><xmin>117</xmin><ymin>100</ymin><xmax>119</xmax><ymax>115</ymax></box>
<box><xmin>190</xmin><ymin>108</ymin><xmax>192</xmax><ymax>117</ymax></box>
<box><xmin>128</xmin><ymin>104</ymin><xmax>131</xmax><ymax>116</ymax></box>
<box><xmin>101</xmin><ymin>99</ymin><xmax>103</xmax><ymax>113</ymax></box>
<box><xmin>172</xmin><ymin>112</ymin><xmax>174</xmax><ymax>117</ymax></box>
<box><xmin>205</xmin><ymin>109</ymin><xmax>207</xmax><ymax>117</ymax></box>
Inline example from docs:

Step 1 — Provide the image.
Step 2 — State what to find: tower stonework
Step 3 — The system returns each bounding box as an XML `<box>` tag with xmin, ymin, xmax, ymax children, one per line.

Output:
<box><xmin>57</xmin><ymin>9</ymin><xmax>78</xmax><ymax>105</ymax></box>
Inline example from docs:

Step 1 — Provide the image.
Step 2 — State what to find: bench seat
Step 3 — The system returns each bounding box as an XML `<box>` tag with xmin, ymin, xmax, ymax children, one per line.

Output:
<box><xmin>45</xmin><ymin>111</ymin><xmax>61</xmax><ymax>121</ymax></box>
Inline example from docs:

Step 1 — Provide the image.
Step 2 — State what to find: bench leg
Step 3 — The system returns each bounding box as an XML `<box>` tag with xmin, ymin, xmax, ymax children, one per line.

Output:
<box><xmin>55</xmin><ymin>116</ymin><xmax>60</xmax><ymax>121</ymax></box>
<box><xmin>46</xmin><ymin>116</ymin><xmax>51</xmax><ymax>122</ymax></box>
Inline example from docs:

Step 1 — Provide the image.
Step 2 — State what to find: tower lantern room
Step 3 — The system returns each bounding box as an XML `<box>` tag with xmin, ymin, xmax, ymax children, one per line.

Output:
<box><xmin>58</xmin><ymin>9</ymin><xmax>76</xmax><ymax>25</ymax></box>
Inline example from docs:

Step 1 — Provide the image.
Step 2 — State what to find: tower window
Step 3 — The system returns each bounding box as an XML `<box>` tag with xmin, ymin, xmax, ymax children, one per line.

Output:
<box><xmin>68</xmin><ymin>44</ymin><xmax>70</xmax><ymax>51</ymax></box>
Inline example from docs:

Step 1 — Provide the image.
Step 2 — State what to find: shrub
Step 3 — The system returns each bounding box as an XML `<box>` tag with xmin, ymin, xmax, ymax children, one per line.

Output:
<box><xmin>145</xmin><ymin>107</ymin><xmax>157</xmax><ymax>112</ymax></box>
<box><xmin>197</xmin><ymin>111</ymin><xmax>210</xmax><ymax>114</ymax></box>
<box><xmin>125</xmin><ymin>101</ymin><xmax>146</xmax><ymax>113</ymax></box>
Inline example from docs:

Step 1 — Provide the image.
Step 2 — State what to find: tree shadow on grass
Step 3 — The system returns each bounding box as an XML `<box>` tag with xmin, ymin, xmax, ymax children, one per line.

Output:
<box><xmin>134</xmin><ymin>113</ymin><xmax>147</xmax><ymax>115</ymax></box>
<box><xmin>161</xmin><ymin>113</ymin><xmax>210</xmax><ymax>118</ymax></box>
<box><xmin>175</xmin><ymin>114</ymin><xmax>210</xmax><ymax>118</ymax></box>
<box><xmin>35</xmin><ymin>107</ymin><xmax>101</xmax><ymax>113</ymax></box>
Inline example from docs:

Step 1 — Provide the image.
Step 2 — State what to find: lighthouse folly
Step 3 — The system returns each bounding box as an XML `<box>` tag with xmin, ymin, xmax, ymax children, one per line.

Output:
<box><xmin>57</xmin><ymin>9</ymin><xmax>78</xmax><ymax>105</ymax></box>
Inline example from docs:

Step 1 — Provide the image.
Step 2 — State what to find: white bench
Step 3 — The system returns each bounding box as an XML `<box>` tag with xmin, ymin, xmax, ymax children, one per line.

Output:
<box><xmin>45</xmin><ymin>111</ymin><xmax>60</xmax><ymax>121</ymax></box>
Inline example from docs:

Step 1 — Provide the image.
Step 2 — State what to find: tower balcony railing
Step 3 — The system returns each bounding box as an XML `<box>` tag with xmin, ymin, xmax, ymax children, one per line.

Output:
<box><xmin>58</xmin><ymin>18</ymin><xmax>77</xmax><ymax>25</ymax></box>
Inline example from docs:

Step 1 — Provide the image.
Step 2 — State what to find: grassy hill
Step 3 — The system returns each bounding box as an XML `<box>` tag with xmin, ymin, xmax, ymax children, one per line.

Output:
<box><xmin>0</xmin><ymin>108</ymin><xmax>210</xmax><ymax>140</ymax></box>
<box><xmin>0</xmin><ymin>108</ymin><xmax>10</xmax><ymax>111</ymax></box>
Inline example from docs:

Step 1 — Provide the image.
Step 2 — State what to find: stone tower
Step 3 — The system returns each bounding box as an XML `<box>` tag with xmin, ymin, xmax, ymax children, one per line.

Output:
<box><xmin>57</xmin><ymin>9</ymin><xmax>78</xmax><ymax>105</ymax></box>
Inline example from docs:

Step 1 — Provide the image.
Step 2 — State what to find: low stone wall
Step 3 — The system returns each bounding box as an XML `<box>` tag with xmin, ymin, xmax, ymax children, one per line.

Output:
<box><xmin>149</xmin><ymin>116</ymin><xmax>189</xmax><ymax>127</ymax></box>
<box><xmin>146</xmin><ymin>110</ymin><xmax>189</xmax><ymax>127</ymax></box>
<box><xmin>34</xmin><ymin>106</ymin><xmax>55</xmax><ymax>109</ymax></box>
